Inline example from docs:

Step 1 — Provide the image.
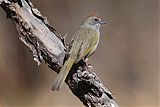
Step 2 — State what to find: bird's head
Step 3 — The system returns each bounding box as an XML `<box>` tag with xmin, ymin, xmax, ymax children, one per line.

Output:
<box><xmin>81</xmin><ymin>15</ymin><xmax>106</xmax><ymax>30</ymax></box>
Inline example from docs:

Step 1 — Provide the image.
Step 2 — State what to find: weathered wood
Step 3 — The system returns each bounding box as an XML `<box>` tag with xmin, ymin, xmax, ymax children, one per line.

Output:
<box><xmin>0</xmin><ymin>0</ymin><xmax>119</xmax><ymax>107</ymax></box>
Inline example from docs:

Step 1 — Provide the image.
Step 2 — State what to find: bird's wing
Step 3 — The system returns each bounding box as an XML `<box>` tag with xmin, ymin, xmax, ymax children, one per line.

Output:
<box><xmin>77</xmin><ymin>28</ymin><xmax>99</xmax><ymax>61</ymax></box>
<box><xmin>68</xmin><ymin>29</ymin><xmax>83</xmax><ymax>58</ymax></box>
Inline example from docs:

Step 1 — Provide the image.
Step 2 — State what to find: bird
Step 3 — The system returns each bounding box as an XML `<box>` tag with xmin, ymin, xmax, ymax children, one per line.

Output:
<box><xmin>52</xmin><ymin>15</ymin><xmax>106</xmax><ymax>91</ymax></box>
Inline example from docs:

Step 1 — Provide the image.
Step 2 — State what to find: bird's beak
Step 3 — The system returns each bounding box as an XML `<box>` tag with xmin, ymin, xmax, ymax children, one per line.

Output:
<box><xmin>99</xmin><ymin>20</ymin><xmax>106</xmax><ymax>24</ymax></box>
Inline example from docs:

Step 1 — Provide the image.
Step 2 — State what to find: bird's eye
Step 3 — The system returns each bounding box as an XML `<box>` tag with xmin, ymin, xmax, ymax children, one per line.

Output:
<box><xmin>94</xmin><ymin>18</ymin><xmax>99</xmax><ymax>21</ymax></box>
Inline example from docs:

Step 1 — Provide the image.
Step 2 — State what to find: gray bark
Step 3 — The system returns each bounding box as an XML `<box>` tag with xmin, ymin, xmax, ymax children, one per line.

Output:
<box><xmin>0</xmin><ymin>0</ymin><xmax>119</xmax><ymax>107</ymax></box>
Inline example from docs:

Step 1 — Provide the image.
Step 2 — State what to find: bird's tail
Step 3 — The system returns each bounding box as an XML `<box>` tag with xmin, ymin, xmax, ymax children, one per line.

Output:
<box><xmin>52</xmin><ymin>55</ymin><xmax>76</xmax><ymax>91</ymax></box>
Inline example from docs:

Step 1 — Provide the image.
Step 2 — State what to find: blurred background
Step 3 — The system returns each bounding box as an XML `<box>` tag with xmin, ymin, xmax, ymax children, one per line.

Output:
<box><xmin>0</xmin><ymin>0</ymin><xmax>159</xmax><ymax>107</ymax></box>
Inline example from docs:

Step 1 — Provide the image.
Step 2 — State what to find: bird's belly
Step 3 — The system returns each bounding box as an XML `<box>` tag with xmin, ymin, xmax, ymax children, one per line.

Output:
<box><xmin>88</xmin><ymin>43</ymin><xmax>98</xmax><ymax>56</ymax></box>
<box><xmin>86</xmin><ymin>39</ymin><xmax>99</xmax><ymax>58</ymax></box>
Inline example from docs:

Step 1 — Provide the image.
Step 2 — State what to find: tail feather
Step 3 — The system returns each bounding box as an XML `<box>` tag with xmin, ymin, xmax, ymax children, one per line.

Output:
<box><xmin>52</xmin><ymin>73</ymin><xmax>63</xmax><ymax>91</ymax></box>
<box><xmin>52</xmin><ymin>57</ymin><xmax>76</xmax><ymax>91</ymax></box>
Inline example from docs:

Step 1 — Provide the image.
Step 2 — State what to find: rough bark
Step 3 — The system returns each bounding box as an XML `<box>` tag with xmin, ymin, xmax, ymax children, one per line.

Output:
<box><xmin>0</xmin><ymin>0</ymin><xmax>119</xmax><ymax>107</ymax></box>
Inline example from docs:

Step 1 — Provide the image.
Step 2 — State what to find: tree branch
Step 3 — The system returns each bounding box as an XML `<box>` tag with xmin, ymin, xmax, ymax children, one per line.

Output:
<box><xmin>0</xmin><ymin>0</ymin><xmax>119</xmax><ymax>107</ymax></box>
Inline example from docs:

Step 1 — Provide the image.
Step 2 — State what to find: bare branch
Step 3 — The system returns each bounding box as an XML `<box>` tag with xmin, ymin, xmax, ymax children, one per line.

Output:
<box><xmin>0</xmin><ymin>0</ymin><xmax>119</xmax><ymax>107</ymax></box>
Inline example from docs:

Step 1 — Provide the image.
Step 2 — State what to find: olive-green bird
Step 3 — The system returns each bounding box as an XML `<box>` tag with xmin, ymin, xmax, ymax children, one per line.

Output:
<box><xmin>52</xmin><ymin>15</ymin><xmax>106</xmax><ymax>91</ymax></box>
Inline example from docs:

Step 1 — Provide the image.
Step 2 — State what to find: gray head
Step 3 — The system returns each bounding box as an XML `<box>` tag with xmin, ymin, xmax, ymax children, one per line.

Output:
<box><xmin>81</xmin><ymin>15</ymin><xmax>106</xmax><ymax>30</ymax></box>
